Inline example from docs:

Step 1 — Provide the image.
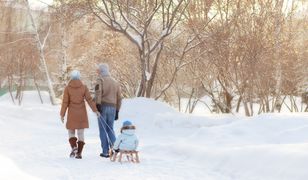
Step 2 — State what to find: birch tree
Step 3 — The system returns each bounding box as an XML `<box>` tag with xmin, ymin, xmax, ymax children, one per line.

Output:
<box><xmin>24</xmin><ymin>0</ymin><xmax>57</xmax><ymax>104</ymax></box>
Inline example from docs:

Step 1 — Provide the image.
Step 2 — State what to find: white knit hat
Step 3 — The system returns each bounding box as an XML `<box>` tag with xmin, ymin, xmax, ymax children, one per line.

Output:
<box><xmin>98</xmin><ymin>63</ymin><xmax>110</xmax><ymax>76</ymax></box>
<box><xmin>70</xmin><ymin>70</ymin><xmax>81</xmax><ymax>80</ymax></box>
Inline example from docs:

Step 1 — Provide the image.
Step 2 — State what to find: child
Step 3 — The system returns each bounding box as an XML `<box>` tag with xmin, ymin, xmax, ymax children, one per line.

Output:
<box><xmin>113</xmin><ymin>120</ymin><xmax>139</xmax><ymax>152</ymax></box>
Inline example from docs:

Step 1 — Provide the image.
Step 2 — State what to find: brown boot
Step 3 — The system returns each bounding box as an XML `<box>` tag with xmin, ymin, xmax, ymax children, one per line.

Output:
<box><xmin>76</xmin><ymin>141</ymin><xmax>85</xmax><ymax>159</ymax></box>
<box><xmin>69</xmin><ymin>137</ymin><xmax>78</xmax><ymax>158</ymax></box>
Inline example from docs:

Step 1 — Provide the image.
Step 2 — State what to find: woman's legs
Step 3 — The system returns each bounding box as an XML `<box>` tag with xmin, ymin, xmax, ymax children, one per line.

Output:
<box><xmin>77</xmin><ymin>129</ymin><xmax>85</xmax><ymax>142</ymax></box>
<box><xmin>69</xmin><ymin>129</ymin><xmax>84</xmax><ymax>140</ymax></box>
<box><xmin>68</xmin><ymin>129</ymin><xmax>85</xmax><ymax>159</ymax></box>
<box><xmin>68</xmin><ymin>129</ymin><xmax>78</xmax><ymax>158</ymax></box>
<box><xmin>68</xmin><ymin>129</ymin><xmax>75</xmax><ymax>138</ymax></box>
<box><xmin>76</xmin><ymin>129</ymin><xmax>85</xmax><ymax>159</ymax></box>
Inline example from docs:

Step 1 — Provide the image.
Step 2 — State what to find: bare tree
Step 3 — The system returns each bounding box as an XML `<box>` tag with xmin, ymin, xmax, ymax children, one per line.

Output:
<box><xmin>24</xmin><ymin>0</ymin><xmax>57</xmax><ymax>104</ymax></box>
<box><xmin>87</xmin><ymin>0</ymin><xmax>189</xmax><ymax>97</ymax></box>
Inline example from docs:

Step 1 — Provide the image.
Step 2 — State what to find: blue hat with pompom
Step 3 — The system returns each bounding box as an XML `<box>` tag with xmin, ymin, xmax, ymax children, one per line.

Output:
<box><xmin>122</xmin><ymin>120</ymin><xmax>132</xmax><ymax>127</ymax></box>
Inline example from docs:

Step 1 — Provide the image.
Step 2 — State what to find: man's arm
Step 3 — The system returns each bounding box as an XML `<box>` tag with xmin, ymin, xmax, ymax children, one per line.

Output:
<box><xmin>94</xmin><ymin>78</ymin><xmax>103</xmax><ymax>105</ymax></box>
<box><xmin>116</xmin><ymin>85</ymin><xmax>122</xmax><ymax>110</ymax></box>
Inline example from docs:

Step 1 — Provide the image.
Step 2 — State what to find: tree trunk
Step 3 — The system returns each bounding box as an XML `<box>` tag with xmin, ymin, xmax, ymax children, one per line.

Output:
<box><xmin>59</xmin><ymin>23</ymin><xmax>68</xmax><ymax>96</ymax></box>
<box><xmin>236</xmin><ymin>96</ymin><xmax>242</xmax><ymax>113</ymax></box>
<box><xmin>7</xmin><ymin>75</ymin><xmax>15</xmax><ymax>104</ymax></box>
<box><xmin>273</xmin><ymin>0</ymin><xmax>284</xmax><ymax>111</ymax></box>
<box><xmin>265</xmin><ymin>96</ymin><xmax>270</xmax><ymax>112</ymax></box>
<box><xmin>34</xmin><ymin>77</ymin><xmax>43</xmax><ymax>104</ymax></box>
<box><xmin>249</xmin><ymin>100</ymin><xmax>254</xmax><ymax>116</ymax></box>
<box><xmin>145</xmin><ymin>43</ymin><xmax>164</xmax><ymax>98</ymax></box>
<box><xmin>25</xmin><ymin>0</ymin><xmax>57</xmax><ymax>105</ymax></box>
<box><xmin>225</xmin><ymin>91</ymin><xmax>233</xmax><ymax>113</ymax></box>
<box><xmin>243</xmin><ymin>101</ymin><xmax>250</xmax><ymax>116</ymax></box>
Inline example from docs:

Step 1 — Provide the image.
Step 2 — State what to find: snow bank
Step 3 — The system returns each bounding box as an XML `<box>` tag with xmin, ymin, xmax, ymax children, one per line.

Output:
<box><xmin>0</xmin><ymin>91</ymin><xmax>51</xmax><ymax>105</ymax></box>
<box><xmin>120</xmin><ymin>97</ymin><xmax>235</xmax><ymax>129</ymax></box>
<box><xmin>0</xmin><ymin>155</ymin><xmax>40</xmax><ymax>180</ymax></box>
<box><xmin>119</xmin><ymin>97</ymin><xmax>308</xmax><ymax>180</ymax></box>
<box><xmin>0</xmin><ymin>91</ymin><xmax>308</xmax><ymax>180</ymax></box>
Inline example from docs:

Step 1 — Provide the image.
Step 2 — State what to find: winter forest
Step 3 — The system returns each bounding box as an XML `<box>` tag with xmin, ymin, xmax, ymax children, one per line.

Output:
<box><xmin>0</xmin><ymin>0</ymin><xmax>308</xmax><ymax>180</ymax></box>
<box><xmin>0</xmin><ymin>0</ymin><xmax>307</xmax><ymax>115</ymax></box>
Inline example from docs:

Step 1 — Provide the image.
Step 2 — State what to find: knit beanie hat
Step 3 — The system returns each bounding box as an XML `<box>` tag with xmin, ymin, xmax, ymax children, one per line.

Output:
<box><xmin>98</xmin><ymin>63</ymin><xmax>110</xmax><ymax>76</ymax></box>
<box><xmin>122</xmin><ymin>120</ymin><xmax>133</xmax><ymax>127</ymax></box>
<box><xmin>70</xmin><ymin>70</ymin><xmax>80</xmax><ymax>80</ymax></box>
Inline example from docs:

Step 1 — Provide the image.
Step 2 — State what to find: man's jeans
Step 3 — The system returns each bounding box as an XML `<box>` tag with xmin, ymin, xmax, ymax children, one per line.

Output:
<box><xmin>98</xmin><ymin>105</ymin><xmax>116</xmax><ymax>155</ymax></box>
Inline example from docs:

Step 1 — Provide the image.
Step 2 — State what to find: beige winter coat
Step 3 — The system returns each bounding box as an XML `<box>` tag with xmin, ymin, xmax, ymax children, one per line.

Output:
<box><xmin>60</xmin><ymin>80</ymin><xmax>97</xmax><ymax>129</ymax></box>
<box><xmin>94</xmin><ymin>76</ymin><xmax>122</xmax><ymax>110</ymax></box>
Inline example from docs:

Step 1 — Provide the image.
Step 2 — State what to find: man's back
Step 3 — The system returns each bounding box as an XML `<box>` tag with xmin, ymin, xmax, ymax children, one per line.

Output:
<box><xmin>95</xmin><ymin>76</ymin><xmax>122</xmax><ymax>110</ymax></box>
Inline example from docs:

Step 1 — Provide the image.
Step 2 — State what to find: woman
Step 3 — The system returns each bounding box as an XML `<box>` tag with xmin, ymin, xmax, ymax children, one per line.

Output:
<box><xmin>60</xmin><ymin>70</ymin><xmax>100</xmax><ymax>159</ymax></box>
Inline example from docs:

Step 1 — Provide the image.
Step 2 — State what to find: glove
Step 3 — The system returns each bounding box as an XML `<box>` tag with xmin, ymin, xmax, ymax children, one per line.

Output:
<box><xmin>115</xmin><ymin>110</ymin><xmax>119</xmax><ymax>120</ymax></box>
<box><xmin>114</xmin><ymin>149</ymin><xmax>120</xmax><ymax>153</ymax></box>
<box><xmin>96</xmin><ymin>111</ymin><xmax>101</xmax><ymax>118</ymax></box>
<box><xmin>61</xmin><ymin>116</ymin><xmax>64</xmax><ymax>123</ymax></box>
<box><xmin>96</xmin><ymin>104</ymin><xmax>101</xmax><ymax>113</ymax></box>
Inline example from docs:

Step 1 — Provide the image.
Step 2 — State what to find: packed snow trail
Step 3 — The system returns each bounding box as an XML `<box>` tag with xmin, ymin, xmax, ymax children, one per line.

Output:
<box><xmin>0</xmin><ymin>91</ymin><xmax>308</xmax><ymax>180</ymax></box>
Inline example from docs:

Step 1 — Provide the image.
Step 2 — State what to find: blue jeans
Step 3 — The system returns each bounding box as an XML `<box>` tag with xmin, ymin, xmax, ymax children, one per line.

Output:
<box><xmin>98</xmin><ymin>105</ymin><xmax>116</xmax><ymax>155</ymax></box>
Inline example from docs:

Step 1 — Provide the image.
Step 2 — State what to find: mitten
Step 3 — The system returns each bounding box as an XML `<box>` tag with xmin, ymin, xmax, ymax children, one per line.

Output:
<box><xmin>115</xmin><ymin>110</ymin><xmax>119</xmax><ymax>120</ymax></box>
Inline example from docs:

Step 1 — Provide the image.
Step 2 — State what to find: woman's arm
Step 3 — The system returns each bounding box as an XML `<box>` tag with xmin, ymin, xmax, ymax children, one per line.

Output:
<box><xmin>60</xmin><ymin>87</ymin><xmax>69</xmax><ymax>117</ymax></box>
<box><xmin>85</xmin><ymin>86</ymin><xmax>98</xmax><ymax>112</ymax></box>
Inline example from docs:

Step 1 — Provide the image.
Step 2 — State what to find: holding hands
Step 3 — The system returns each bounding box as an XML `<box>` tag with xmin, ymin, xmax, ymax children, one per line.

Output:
<box><xmin>96</xmin><ymin>111</ymin><xmax>101</xmax><ymax>118</ymax></box>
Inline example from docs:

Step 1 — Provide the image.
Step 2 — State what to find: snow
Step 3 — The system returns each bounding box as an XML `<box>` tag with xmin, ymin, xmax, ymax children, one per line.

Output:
<box><xmin>126</xmin><ymin>31</ymin><xmax>142</xmax><ymax>49</ymax></box>
<box><xmin>0</xmin><ymin>91</ymin><xmax>308</xmax><ymax>180</ymax></box>
<box><xmin>161</xmin><ymin>29</ymin><xmax>169</xmax><ymax>38</ymax></box>
<box><xmin>0</xmin><ymin>91</ymin><xmax>51</xmax><ymax>105</ymax></box>
<box><xmin>145</xmin><ymin>71</ymin><xmax>151</xmax><ymax>81</ymax></box>
<box><xmin>28</xmin><ymin>0</ymin><xmax>53</xmax><ymax>9</ymax></box>
<box><xmin>0</xmin><ymin>155</ymin><xmax>40</xmax><ymax>180</ymax></box>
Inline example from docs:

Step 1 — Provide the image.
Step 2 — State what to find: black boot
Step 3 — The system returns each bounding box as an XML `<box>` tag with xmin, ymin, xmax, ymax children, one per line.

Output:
<box><xmin>69</xmin><ymin>137</ymin><xmax>78</xmax><ymax>158</ymax></box>
<box><xmin>99</xmin><ymin>153</ymin><xmax>110</xmax><ymax>158</ymax></box>
<box><xmin>76</xmin><ymin>141</ymin><xmax>85</xmax><ymax>159</ymax></box>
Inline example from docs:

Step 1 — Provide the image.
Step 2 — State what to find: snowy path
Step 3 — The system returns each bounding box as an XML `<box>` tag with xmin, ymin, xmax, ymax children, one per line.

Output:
<box><xmin>0</xmin><ymin>92</ymin><xmax>308</xmax><ymax>180</ymax></box>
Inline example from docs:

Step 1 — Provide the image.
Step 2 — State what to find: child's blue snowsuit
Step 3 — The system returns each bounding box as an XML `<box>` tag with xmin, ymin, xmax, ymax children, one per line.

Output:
<box><xmin>113</xmin><ymin>127</ymin><xmax>138</xmax><ymax>151</ymax></box>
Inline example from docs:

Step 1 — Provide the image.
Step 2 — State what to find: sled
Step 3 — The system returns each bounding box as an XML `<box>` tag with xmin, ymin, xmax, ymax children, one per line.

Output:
<box><xmin>110</xmin><ymin>150</ymin><xmax>140</xmax><ymax>163</ymax></box>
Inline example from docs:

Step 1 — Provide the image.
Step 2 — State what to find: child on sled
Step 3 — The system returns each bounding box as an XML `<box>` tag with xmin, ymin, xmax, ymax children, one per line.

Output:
<box><xmin>111</xmin><ymin>120</ymin><xmax>139</xmax><ymax>162</ymax></box>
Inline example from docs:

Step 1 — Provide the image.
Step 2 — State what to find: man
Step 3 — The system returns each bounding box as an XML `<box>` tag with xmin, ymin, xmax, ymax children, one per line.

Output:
<box><xmin>94</xmin><ymin>63</ymin><xmax>122</xmax><ymax>158</ymax></box>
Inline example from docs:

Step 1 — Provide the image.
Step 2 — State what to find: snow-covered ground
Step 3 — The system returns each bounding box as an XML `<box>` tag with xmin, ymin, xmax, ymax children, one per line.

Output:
<box><xmin>0</xmin><ymin>91</ymin><xmax>308</xmax><ymax>180</ymax></box>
